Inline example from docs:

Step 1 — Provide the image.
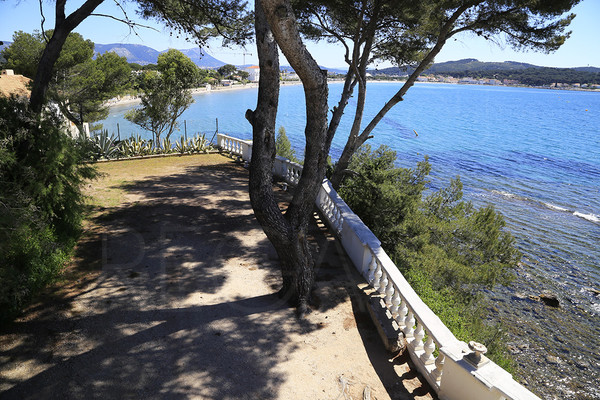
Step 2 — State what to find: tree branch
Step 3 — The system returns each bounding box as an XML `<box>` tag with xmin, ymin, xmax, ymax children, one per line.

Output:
<box><xmin>89</xmin><ymin>13</ymin><xmax>159</xmax><ymax>32</ymax></box>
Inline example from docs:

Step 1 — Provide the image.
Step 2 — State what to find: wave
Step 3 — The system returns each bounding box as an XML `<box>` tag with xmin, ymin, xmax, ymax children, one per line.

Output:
<box><xmin>491</xmin><ymin>190</ymin><xmax>599</xmax><ymax>224</ymax></box>
<box><xmin>573</xmin><ymin>212</ymin><xmax>600</xmax><ymax>223</ymax></box>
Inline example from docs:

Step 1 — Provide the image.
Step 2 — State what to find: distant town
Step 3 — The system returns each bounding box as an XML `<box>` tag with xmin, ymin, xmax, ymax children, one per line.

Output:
<box><xmin>365</xmin><ymin>73</ymin><xmax>600</xmax><ymax>91</ymax></box>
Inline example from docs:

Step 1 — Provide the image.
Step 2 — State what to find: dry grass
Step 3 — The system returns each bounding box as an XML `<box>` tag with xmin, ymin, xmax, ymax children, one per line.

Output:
<box><xmin>84</xmin><ymin>153</ymin><xmax>231</xmax><ymax>209</ymax></box>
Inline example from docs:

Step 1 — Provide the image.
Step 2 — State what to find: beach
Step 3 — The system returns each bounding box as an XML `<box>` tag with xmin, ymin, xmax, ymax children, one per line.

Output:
<box><xmin>105</xmin><ymin>81</ymin><xmax>306</xmax><ymax>108</ymax></box>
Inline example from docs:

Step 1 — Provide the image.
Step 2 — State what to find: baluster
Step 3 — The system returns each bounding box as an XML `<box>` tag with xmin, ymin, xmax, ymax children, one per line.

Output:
<box><xmin>378</xmin><ymin>270</ymin><xmax>388</xmax><ymax>295</ymax></box>
<box><xmin>390</xmin><ymin>289</ymin><xmax>401</xmax><ymax>319</ymax></box>
<box><xmin>413</xmin><ymin>322</ymin><xmax>425</xmax><ymax>351</ymax></box>
<box><xmin>332</xmin><ymin>203</ymin><xmax>338</xmax><ymax>224</ymax></box>
<box><xmin>432</xmin><ymin>352</ymin><xmax>445</xmax><ymax>383</ymax></box>
<box><xmin>396</xmin><ymin>297</ymin><xmax>408</xmax><ymax>330</ymax></box>
<box><xmin>373</xmin><ymin>261</ymin><xmax>383</xmax><ymax>291</ymax></box>
<box><xmin>384</xmin><ymin>279</ymin><xmax>394</xmax><ymax>307</ymax></box>
<box><xmin>367</xmin><ymin>255</ymin><xmax>377</xmax><ymax>284</ymax></box>
<box><xmin>421</xmin><ymin>334</ymin><xmax>436</xmax><ymax>365</ymax></box>
<box><xmin>403</xmin><ymin>308</ymin><xmax>415</xmax><ymax>339</ymax></box>
<box><xmin>335</xmin><ymin>207</ymin><xmax>342</xmax><ymax>231</ymax></box>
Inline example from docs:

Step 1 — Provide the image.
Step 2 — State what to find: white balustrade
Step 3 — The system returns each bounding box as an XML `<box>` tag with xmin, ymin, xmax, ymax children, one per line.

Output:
<box><xmin>217</xmin><ymin>133</ymin><xmax>252</xmax><ymax>161</ymax></box>
<box><xmin>216</xmin><ymin>133</ymin><xmax>541</xmax><ymax>400</ymax></box>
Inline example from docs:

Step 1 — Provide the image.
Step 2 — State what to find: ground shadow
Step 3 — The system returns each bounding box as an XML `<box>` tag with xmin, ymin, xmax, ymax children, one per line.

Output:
<box><xmin>0</xmin><ymin>157</ymin><xmax>432</xmax><ymax>399</ymax></box>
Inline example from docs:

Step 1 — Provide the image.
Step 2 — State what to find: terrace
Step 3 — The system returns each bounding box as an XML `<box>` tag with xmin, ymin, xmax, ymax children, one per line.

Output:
<box><xmin>0</xmin><ymin>153</ymin><xmax>431</xmax><ymax>399</ymax></box>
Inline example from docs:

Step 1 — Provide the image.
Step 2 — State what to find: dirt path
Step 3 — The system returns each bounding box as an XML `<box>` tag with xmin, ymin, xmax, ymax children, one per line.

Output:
<box><xmin>0</xmin><ymin>154</ymin><xmax>433</xmax><ymax>399</ymax></box>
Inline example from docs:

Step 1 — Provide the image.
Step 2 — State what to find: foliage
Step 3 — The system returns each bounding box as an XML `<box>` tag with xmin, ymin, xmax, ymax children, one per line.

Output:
<box><xmin>136</xmin><ymin>0</ymin><xmax>253</xmax><ymax>48</ymax></box>
<box><xmin>52</xmin><ymin>51</ymin><xmax>132</xmax><ymax>130</ymax></box>
<box><xmin>1</xmin><ymin>30</ymin><xmax>94</xmax><ymax>79</ymax></box>
<box><xmin>0</xmin><ymin>96</ymin><xmax>97</xmax><ymax>321</ymax></box>
<box><xmin>92</xmin><ymin>129</ymin><xmax>121</xmax><ymax>160</ymax></box>
<box><xmin>2</xmin><ymin>30</ymin><xmax>131</xmax><ymax>130</ymax></box>
<box><xmin>85</xmin><ymin>132</ymin><xmax>211</xmax><ymax>160</ymax></box>
<box><xmin>0</xmin><ymin>30</ymin><xmax>45</xmax><ymax>78</ymax></box>
<box><xmin>217</xmin><ymin>63</ymin><xmax>238</xmax><ymax>79</ymax></box>
<box><xmin>275</xmin><ymin>126</ymin><xmax>299</xmax><ymax>163</ymax></box>
<box><xmin>290</xmin><ymin>0</ymin><xmax>581</xmax><ymax>187</ymax></box>
<box><xmin>125</xmin><ymin>50</ymin><xmax>196</xmax><ymax>147</ymax></box>
<box><xmin>338</xmin><ymin>145</ymin><xmax>521</xmax><ymax>370</ymax></box>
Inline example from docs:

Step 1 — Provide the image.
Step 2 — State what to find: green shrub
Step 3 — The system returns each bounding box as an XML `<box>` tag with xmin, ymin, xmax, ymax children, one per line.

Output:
<box><xmin>338</xmin><ymin>144</ymin><xmax>520</xmax><ymax>372</ymax></box>
<box><xmin>275</xmin><ymin>126</ymin><xmax>299</xmax><ymax>163</ymax></box>
<box><xmin>0</xmin><ymin>96</ymin><xmax>96</xmax><ymax>321</ymax></box>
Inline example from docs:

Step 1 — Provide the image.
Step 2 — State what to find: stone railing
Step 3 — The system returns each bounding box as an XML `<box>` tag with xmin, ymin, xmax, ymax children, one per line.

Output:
<box><xmin>217</xmin><ymin>134</ymin><xmax>252</xmax><ymax>161</ymax></box>
<box><xmin>217</xmin><ymin>133</ymin><xmax>540</xmax><ymax>400</ymax></box>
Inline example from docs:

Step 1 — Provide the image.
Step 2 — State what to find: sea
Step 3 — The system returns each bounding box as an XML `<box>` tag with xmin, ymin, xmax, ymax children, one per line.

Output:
<box><xmin>102</xmin><ymin>82</ymin><xmax>600</xmax><ymax>399</ymax></box>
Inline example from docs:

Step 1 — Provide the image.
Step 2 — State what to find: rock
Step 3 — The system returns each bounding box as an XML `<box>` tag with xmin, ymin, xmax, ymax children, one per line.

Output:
<box><xmin>584</xmin><ymin>287</ymin><xmax>600</xmax><ymax>297</ymax></box>
<box><xmin>546</xmin><ymin>355</ymin><xmax>561</xmax><ymax>365</ymax></box>
<box><xmin>574</xmin><ymin>360</ymin><xmax>590</xmax><ymax>370</ymax></box>
<box><xmin>539</xmin><ymin>293</ymin><xmax>560</xmax><ymax>308</ymax></box>
<box><xmin>513</xmin><ymin>292</ymin><xmax>528</xmax><ymax>300</ymax></box>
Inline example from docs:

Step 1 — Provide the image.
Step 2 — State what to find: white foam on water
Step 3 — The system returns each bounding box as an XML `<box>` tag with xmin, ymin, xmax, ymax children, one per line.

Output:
<box><xmin>573</xmin><ymin>211</ymin><xmax>600</xmax><ymax>223</ymax></box>
<box><xmin>542</xmin><ymin>202</ymin><xmax>570</xmax><ymax>212</ymax></box>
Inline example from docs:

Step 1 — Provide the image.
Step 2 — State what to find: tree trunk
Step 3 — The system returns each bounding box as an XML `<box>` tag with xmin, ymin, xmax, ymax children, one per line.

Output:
<box><xmin>30</xmin><ymin>30</ymin><xmax>70</xmax><ymax>113</ymax></box>
<box><xmin>29</xmin><ymin>0</ymin><xmax>104</xmax><ymax>113</ymax></box>
<box><xmin>246</xmin><ymin>0</ymin><xmax>330</xmax><ymax>316</ymax></box>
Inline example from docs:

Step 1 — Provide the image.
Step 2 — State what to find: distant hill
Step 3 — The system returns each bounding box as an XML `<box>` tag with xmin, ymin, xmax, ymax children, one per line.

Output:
<box><xmin>372</xmin><ymin>58</ymin><xmax>542</xmax><ymax>76</ymax></box>
<box><xmin>94</xmin><ymin>43</ymin><xmax>161</xmax><ymax>65</ymax></box>
<box><xmin>370</xmin><ymin>59</ymin><xmax>600</xmax><ymax>86</ymax></box>
<box><xmin>94</xmin><ymin>43</ymin><xmax>226</xmax><ymax>68</ymax></box>
<box><xmin>574</xmin><ymin>66</ymin><xmax>600</xmax><ymax>73</ymax></box>
<box><xmin>175</xmin><ymin>48</ymin><xmax>225</xmax><ymax>68</ymax></box>
<box><xmin>428</xmin><ymin>58</ymin><xmax>538</xmax><ymax>73</ymax></box>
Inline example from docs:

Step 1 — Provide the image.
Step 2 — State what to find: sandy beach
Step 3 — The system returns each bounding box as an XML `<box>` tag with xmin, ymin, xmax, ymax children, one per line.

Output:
<box><xmin>105</xmin><ymin>81</ymin><xmax>305</xmax><ymax>109</ymax></box>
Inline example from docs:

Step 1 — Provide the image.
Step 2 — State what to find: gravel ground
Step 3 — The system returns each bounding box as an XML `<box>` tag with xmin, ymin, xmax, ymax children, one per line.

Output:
<box><xmin>0</xmin><ymin>154</ymin><xmax>433</xmax><ymax>400</ymax></box>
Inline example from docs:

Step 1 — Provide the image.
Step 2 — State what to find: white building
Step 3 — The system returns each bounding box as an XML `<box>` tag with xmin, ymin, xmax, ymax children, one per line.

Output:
<box><xmin>244</xmin><ymin>66</ymin><xmax>260</xmax><ymax>82</ymax></box>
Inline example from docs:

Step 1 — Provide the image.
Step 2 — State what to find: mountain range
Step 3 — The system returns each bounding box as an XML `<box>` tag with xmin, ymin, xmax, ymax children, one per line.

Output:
<box><xmin>2</xmin><ymin>41</ymin><xmax>599</xmax><ymax>76</ymax></box>
<box><xmin>93</xmin><ymin>43</ymin><xmax>225</xmax><ymax>68</ymax></box>
<box><xmin>371</xmin><ymin>58</ymin><xmax>600</xmax><ymax>76</ymax></box>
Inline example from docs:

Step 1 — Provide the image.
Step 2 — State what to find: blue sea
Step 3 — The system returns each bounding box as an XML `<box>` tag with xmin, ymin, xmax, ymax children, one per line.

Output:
<box><xmin>102</xmin><ymin>82</ymin><xmax>600</xmax><ymax>399</ymax></box>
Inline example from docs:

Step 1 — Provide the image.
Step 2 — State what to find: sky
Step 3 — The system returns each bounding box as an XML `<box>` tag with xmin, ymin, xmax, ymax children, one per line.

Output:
<box><xmin>1</xmin><ymin>0</ymin><xmax>599</xmax><ymax>69</ymax></box>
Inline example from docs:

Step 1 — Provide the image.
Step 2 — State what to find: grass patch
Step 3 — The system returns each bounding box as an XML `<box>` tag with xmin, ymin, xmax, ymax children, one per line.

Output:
<box><xmin>85</xmin><ymin>153</ymin><xmax>231</xmax><ymax>210</ymax></box>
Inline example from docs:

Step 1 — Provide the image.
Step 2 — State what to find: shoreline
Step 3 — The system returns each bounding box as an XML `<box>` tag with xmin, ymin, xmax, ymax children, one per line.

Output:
<box><xmin>106</xmin><ymin>81</ymin><xmax>304</xmax><ymax>109</ymax></box>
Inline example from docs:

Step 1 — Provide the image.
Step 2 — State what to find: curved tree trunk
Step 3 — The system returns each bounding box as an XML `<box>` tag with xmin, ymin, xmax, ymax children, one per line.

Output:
<box><xmin>329</xmin><ymin>5</ymin><xmax>472</xmax><ymax>189</ymax></box>
<box><xmin>29</xmin><ymin>0</ymin><xmax>104</xmax><ymax>113</ymax></box>
<box><xmin>246</xmin><ymin>0</ymin><xmax>330</xmax><ymax>316</ymax></box>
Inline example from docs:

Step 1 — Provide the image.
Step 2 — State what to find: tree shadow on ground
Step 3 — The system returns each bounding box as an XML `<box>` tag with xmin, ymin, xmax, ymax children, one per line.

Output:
<box><xmin>0</xmin><ymin>158</ymin><xmax>432</xmax><ymax>399</ymax></box>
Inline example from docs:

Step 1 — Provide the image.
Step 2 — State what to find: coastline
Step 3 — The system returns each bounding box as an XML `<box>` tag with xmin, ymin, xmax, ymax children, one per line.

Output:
<box><xmin>105</xmin><ymin>81</ymin><xmax>304</xmax><ymax>109</ymax></box>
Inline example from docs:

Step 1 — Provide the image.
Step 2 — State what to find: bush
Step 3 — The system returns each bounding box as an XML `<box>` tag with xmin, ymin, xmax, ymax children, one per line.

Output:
<box><xmin>275</xmin><ymin>126</ymin><xmax>299</xmax><ymax>163</ymax></box>
<box><xmin>0</xmin><ymin>96</ymin><xmax>97</xmax><ymax>321</ymax></box>
<box><xmin>338</xmin><ymin>144</ymin><xmax>520</xmax><ymax>372</ymax></box>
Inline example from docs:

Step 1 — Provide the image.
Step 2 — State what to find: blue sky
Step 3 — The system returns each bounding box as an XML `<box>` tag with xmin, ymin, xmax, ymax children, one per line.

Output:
<box><xmin>1</xmin><ymin>0</ymin><xmax>598</xmax><ymax>68</ymax></box>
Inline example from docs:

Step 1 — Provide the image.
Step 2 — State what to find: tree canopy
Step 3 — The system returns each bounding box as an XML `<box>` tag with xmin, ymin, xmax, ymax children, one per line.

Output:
<box><xmin>291</xmin><ymin>0</ymin><xmax>581</xmax><ymax>187</ymax></box>
<box><xmin>1</xmin><ymin>30</ymin><xmax>131</xmax><ymax>131</ymax></box>
<box><xmin>125</xmin><ymin>49</ymin><xmax>196</xmax><ymax>146</ymax></box>
<box><xmin>1</xmin><ymin>30</ymin><xmax>94</xmax><ymax>80</ymax></box>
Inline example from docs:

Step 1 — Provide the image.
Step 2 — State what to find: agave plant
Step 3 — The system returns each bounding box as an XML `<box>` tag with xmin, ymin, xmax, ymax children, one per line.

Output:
<box><xmin>175</xmin><ymin>136</ymin><xmax>190</xmax><ymax>154</ymax></box>
<box><xmin>141</xmin><ymin>138</ymin><xmax>153</xmax><ymax>156</ymax></box>
<box><xmin>191</xmin><ymin>133</ymin><xmax>209</xmax><ymax>153</ymax></box>
<box><xmin>161</xmin><ymin>137</ymin><xmax>173</xmax><ymax>154</ymax></box>
<box><xmin>93</xmin><ymin>130</ymin><xmax>120</xmax><ymax>159</ymax></box>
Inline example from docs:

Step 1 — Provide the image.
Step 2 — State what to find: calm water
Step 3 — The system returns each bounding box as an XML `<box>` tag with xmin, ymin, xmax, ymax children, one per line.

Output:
<box><xmin>103</xmin><ymin>82</ymin><xmax>600</xmax><ymax>399</ymax></box>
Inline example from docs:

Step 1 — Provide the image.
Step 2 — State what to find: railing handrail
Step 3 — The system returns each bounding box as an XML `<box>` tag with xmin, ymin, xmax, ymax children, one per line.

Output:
<box><xmin>217</xmin><ymin>133</ymin><xmax>540</xmax><ymax>400</ymax></box>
